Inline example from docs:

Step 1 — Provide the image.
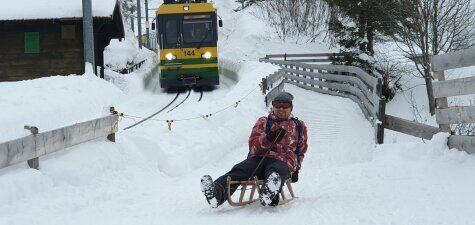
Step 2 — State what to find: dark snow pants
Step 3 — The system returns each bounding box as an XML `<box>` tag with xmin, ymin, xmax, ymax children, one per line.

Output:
<box><xmin>214</xmin><ymin>156</ymin><xmax>290</xmax><ymax>206</ymax></box>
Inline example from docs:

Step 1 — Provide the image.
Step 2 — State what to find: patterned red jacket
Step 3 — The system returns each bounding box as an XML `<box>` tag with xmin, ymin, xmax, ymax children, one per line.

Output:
<box><xmin>248</xmin><ymin>113</ymin><xmax>308</xmax><ymax>173</ymax></box>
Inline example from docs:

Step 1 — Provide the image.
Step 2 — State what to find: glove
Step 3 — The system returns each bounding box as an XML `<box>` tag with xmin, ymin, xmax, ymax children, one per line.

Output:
<box><xmin>291</xmin><ymin>172</ymin><xmax>299</xmax><ymax>183</ymax></box>
<box><xmin>266</xmin><ymin>128</ymin><xmax>286</xmax><ymax>143</ymax></box>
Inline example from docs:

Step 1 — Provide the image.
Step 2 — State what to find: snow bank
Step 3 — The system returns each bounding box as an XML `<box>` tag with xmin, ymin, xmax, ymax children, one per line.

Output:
<box><xmin>0</xmin><ymin>0</ymin><xmax>117</xmax><ymax>20</ymax></box>
<box><xmin>0</xmin><ymin>73</ymin><xmax>124</xmax><ymax>143</ymax></box>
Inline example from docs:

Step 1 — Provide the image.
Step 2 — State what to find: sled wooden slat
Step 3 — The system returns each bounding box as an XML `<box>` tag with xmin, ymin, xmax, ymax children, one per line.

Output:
<box><xmin>239</xmin><ymin>184</ymin><xmax>247</xmax><ymax>203</ymax></box>
<box><xmin>226</xmin><ymin>176</ymin><xmax>296</xmax><ymax>207</ymax></box>
<box><xmin>286</xmin><ymin>180</ymin><xmax>296</xmax><ymax>198</ymax></box>
<box><xmin>249</xmin><ymin>184</ymin><xmax>257</xmax><ymax>202</ymax></box>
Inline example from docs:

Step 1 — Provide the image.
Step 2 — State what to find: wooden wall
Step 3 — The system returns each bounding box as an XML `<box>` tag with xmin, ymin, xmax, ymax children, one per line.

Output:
<box><xmin>0</xmin><ymin>20</ymin><xmax>85</xmax><ymax>81</ymax></box>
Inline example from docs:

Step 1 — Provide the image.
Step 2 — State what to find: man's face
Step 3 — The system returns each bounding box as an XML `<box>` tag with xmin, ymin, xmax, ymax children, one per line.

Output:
<box><xmin>272</xmin><ymin>101</ymin><xmax>292</xmax><ymax>120</ymax></box>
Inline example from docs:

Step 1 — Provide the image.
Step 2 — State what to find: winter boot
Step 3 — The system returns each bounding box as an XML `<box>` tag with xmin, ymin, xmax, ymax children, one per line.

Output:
<box><xmin>259</xmin><ymin>172</ymin><xmax>282</xmax><ymax>206</ymax></box>
<box><xmin>200</xmin><ymin>175</ymin><xmax>220</xmax><ymax>208</ymax></box>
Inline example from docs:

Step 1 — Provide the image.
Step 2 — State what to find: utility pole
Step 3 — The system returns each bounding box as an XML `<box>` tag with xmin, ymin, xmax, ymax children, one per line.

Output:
<box><xmin>137</xmin><ymin>0</ymin><xmax>142</xmax><ymax>49</ymax></box>
<box><xmin>130</xmin><ymin>0</ymin><xmax>135</xmax><ymax>31</ymax></box>
<box><xmin>145</xmin><ymin>0</ymin><xmax>150</xmax><ymax>49</ymax></box>
<box><xmin>82</xmin><ymin>0</ymin><xmax>96</xmax><ymax>74</ymax></box>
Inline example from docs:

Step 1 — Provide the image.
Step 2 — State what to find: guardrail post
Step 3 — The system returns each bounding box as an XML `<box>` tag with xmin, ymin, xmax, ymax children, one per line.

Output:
<box><xmin>376</xmin><ymin>98</ymin><xmax>386</xmax><ymax>144</ymax></box>
<box><xmin>261</xmin><ymin>77</ymin><xmax>267</xmax><ymax>94</ymax></box>
<box><xmin>375</xmin><ymin>78</ymin><xmax>386</xmax><ymax>144</ymax></box>
<box><xmin>107</xmin><ymin>107</ymin><xmax>117</xmax><ymax>143</ymax></box>
<box><xmin>24</xmin><ymin>125</ymin><xmax>39</xmax><ymax>169</ymax></box>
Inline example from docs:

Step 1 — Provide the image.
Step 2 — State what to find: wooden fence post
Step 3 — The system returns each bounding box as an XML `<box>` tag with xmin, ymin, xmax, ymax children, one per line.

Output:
<box><xmin>261</xmin><ymin>77</ymin><xmax>267</xmax><ymax>94</ymax></box>
<box><xmin>434</xmin><ymin>70</ymin><xmax>451</xmax><ymax>132</ymax></box>
<box><xmin>375</xmin><ymin>78</ymin><xmax>386</xmax><ymax>144</ymax></box>
<box><xmin>24</xmin><ymin>125</ymin><xmax>39</xmax><ymax>170</ymax></box>
<box><xmin>376</xmin><ymin>98</ymin><xmax>386</xmax><ymax>144</ymax></box>
<box><xmin>107</xmin><ymin>107</ymin><xmax>117</xmax><ymax>143</ymax></box>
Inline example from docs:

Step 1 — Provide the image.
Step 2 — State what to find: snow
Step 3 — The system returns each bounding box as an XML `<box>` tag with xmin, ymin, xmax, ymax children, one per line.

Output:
<box><xmin>0</xmin><ymin>0</ymin><xmax>117</xmax><ymax>21</ymax></box>
<box><xmin>2</xmin><ymin>1</ymin><xmax>475</xmax><ymax>225</ymax></box>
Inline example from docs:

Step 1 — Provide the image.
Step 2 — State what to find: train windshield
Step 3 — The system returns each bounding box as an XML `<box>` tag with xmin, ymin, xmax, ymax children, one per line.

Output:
<box><xmin>165</xmin><ymin>19</ymin><xmax>179</xmax><ymax>44</ymax></box>
<box><xmin>183</xmin><ymin>14</ymin><xmax>214</xmax><ymax>44</ymax></box>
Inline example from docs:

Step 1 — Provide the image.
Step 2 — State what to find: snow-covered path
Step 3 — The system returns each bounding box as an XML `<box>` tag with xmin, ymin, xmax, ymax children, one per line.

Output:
<box><xmin>3</xmin><ymin>80</ymin><xmax>475</xmax><ymax>225</ymax></box>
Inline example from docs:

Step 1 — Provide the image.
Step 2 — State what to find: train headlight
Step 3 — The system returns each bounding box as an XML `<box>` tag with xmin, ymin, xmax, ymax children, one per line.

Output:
<box><xmin>165</xmin><ymin>53</ymin><xmax>176</xmax><ymax>61</ymax></box>
<box><xmin>201</xmin><ymin>52</ymin><xmax>212</xmax><ymax>59</ymax></box>
<box><xmin>183</xmin><ymin>6</ymin><xmax>190</xmax><ymax>11</ymax></box>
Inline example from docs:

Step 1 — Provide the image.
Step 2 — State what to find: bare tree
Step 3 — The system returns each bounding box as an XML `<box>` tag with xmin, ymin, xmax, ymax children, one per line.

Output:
<box><xmin>120</xmin><ymin>0</ymin><xmax>137</xmax><ymax>29</ymax></box>
<box><xmin>256</xmin><ymin>0</ymin><xmax>328</xmax><ymax>42</ymax></box>
<box><xmin>396</xmin><ymin>0</ymin><xmax>475</xmax><ymax>115</ymax></box>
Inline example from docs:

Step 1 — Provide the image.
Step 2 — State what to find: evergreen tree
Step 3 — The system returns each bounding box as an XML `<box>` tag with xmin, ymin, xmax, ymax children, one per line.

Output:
<box><xmin>325</xmin><ymin>0</ymin><xmax>406</xmax><ymax>69</ymax></box>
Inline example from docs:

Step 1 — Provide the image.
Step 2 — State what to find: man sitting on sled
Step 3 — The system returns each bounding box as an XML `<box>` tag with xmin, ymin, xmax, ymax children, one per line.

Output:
<box><xmin>200</xmin><ymin>91</ymin><xmax>309</xmax><ymax>207</ymax></box>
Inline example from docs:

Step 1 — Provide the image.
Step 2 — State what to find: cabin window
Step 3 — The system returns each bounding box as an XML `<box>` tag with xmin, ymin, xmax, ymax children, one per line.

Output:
<box><xmin>183</xmin><ymin>19</ymin><xmax>213</xmax><ymax>43</ymax></box>
<box><xmin>165</xmin><ymin>20</ymin><xmax>178</xmax><ymax>44</ymax></box>
<box><xmin>24</xmin><ymin>32</ymin><xmax>40</xmax><ymax>54</ymax></box>
<box><xmin>62</xmin><ymin>25</ymin><xmax>76</xmax><ymax>39</ymax></box>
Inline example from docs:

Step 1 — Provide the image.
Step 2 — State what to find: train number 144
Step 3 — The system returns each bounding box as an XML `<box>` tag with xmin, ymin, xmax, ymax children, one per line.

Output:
<box><xmin>184</xmin><ymin>50</ymin><xmax>195</xmax><ymax>56</ymax></box>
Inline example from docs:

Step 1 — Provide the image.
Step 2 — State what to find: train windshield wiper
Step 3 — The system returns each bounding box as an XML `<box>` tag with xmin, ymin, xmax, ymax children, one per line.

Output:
<box><xmin>197</xmin><ymin>28</ymin><xmax>211</xmax><ymax>49</ymax></box>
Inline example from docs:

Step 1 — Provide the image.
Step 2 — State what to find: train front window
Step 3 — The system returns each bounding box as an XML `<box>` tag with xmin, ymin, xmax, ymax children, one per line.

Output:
<box><xmin>165</xmin><ymin>20</ymin><xmax>178</xmax><ymax>44</ymax></box>
<box><xmin>183</xmin><ymin>15</ymin><xmax>213</xmax><ymax>43</ymax></box>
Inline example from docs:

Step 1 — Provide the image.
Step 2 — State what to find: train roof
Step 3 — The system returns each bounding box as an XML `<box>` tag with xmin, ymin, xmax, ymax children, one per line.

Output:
<box><xmin>157</xmin><ymin>2</ymin><xmax>216</xmax><ymax>15</ymax></box>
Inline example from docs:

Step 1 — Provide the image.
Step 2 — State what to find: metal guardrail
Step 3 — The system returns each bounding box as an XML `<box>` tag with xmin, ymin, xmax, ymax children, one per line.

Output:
<box><xmin>0</xmin><ymin>107</ymin><xmax>120</xmax><ymax>170</ymax></box>
<box><xmin>259</xmin><ymin>54</ymin><xmax>386</xmax><ymax>144</ymax></box>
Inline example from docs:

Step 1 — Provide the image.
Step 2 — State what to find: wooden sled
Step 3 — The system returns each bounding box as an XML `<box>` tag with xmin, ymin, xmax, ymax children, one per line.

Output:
<box><xmin>226</xmin><ymin>176</ymin><xmax>296</xmax><ymax>207</ymax></box>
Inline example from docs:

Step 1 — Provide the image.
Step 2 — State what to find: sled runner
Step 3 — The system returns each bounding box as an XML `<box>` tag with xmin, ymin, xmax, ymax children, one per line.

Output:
<box><xmin>226</xmin><ymin>176</ymin><xmax>296</xmax><ymax>206</ymax></box>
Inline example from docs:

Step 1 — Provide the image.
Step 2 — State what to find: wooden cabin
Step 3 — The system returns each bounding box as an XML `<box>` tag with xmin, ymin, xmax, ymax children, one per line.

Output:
<box><xmin>0</xmin><ymin>0</ymin><xmax>124</xmax><ymax>81</ymax></box>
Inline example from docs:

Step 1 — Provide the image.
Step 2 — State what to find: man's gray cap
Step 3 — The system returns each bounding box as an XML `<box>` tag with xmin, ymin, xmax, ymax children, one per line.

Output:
<box><xmin>272</xmin><ymin>91</ymin><xmax>294</xmax><ymax>103</ymax></box>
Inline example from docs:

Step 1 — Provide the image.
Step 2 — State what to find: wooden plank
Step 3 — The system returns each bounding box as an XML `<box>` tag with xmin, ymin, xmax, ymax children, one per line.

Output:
<box><xmin>259</xmin><ymin>58</ymin><xmax>380</xmax><ymax>89</ymax></box>
<box><xmin>448</xmin><ymin>135</ymin><xmax>475</xmax><ymax>154</ymax></box>
<box><xmin>267</xmin><ymin>70</ymin><xmax>284</xmax><ymax>89</ymax></box>
<box><xmin>433</xmin><ymin>71</ymin><xmax>450</xmax><ymax>132</ymax></box>
<box><xmin>436</xmin><ymin>106</ymin><xmax>475</xmax><ymax>124</ymax></box>
<box><xmin>384</xmin><ymin>115</ymin><xmax>440</xmax><ymax>140</ymax></box>
<box><xmin>284</xmin><ymin>80</ymin><xmax>373</xmax><ymax>123</ymax></box>
<box><xmin>348</xmin><ymin>66</ymin><xmax>381</xmax><ymax>89</ymax></box>
<box><xmin>0</xmin><ymin>135</ymin><xmax>36</xmax><ymax>169</ymax></box>
<box><xmin>265</xmin><ymin>53</ymin><xmax>341</xmax><ymax>58</ymax></box>
<box><xmin>283</xmin><ymin>73</ymin><xmax>378</xmax><ymax>116</ymax></box>
<box><xmin>0</xmin><ymin>115</ymin><xmax>118</xmax><ymax>170</ymax></box>
<box><xmin>265</xmin><ymin>81</ymin><xmax>285</xmax><ymax>107</ymax></box>
<box><xmin>281</xmin><ymin>67</ymin><xmax>379</xmax><ymax>105</ymax></box>
<box><xmin>431</xmin><ymin>47</ymin><xmax>475</xmax><ymax>71</ymax></box>
<box><xmin>284</xmin><ymin>59</ymin><xmax>332</xmax><ymax>63</ymax></box>
<box><xmin>433</xmin><ymin>76</ymin><xmax>475</xmax><ymax>98</ymax></box>
<box><xmin>36</xmin><ymin>114</ymin><xmax>118</xmax><ymax>155</ymax></box>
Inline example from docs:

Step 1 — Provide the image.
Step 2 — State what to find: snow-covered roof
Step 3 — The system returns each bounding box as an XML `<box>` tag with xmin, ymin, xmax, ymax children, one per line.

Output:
<box><xmin>0</xmin><ymin>0</ymin><xmax>118</xmax><ymax>21</ymax></box>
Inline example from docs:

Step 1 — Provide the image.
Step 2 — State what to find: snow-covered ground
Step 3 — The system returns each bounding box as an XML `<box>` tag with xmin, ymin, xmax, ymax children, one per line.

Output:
<box><xmin>1</xmin><ymin>1</ymin><xmax>475</xmax><ymax>225</ymax></box>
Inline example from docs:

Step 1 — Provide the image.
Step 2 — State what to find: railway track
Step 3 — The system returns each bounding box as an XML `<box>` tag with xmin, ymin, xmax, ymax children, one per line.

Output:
<box><xmin>167</xmin><ymin>88</ymin><xmax>191</xmax><ymax>113</ymax></box>
<box><xmin>123</xmin><ymin>87</ymin><xmax>205</xmax><ymax>130</ymax></box>
<box><xmin>123</xmin><ymin>91</ymin><xmax>181</xmax><ymax>130</ymax></box>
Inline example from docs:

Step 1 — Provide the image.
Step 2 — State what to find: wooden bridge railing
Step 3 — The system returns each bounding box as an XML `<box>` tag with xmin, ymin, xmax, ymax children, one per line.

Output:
<box><xmin>259</xmin><ymin>54</ymin><xmax>386</xmax><ymax>144</ymax></box>
<box><xmin>262</xmin><ymin>53</ymin><xmax>343</xmax><ymax>63</ymax></box>
<box><xmin>431</xmin><ymin>46</ymin><xmax>475</xmax><ymax>153</ymax></box>
<box><xmin>0</xmin><ymin>107</ymin><xmax>120</xmax><ymax>170</ymax></box>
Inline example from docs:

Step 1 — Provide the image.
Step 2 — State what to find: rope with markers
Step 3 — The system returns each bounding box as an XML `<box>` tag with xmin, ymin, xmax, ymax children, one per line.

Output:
<box><xmin>121</xmin><ymin>84</ymin><xmax>261</xmax><ymax>131</ymax></box>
